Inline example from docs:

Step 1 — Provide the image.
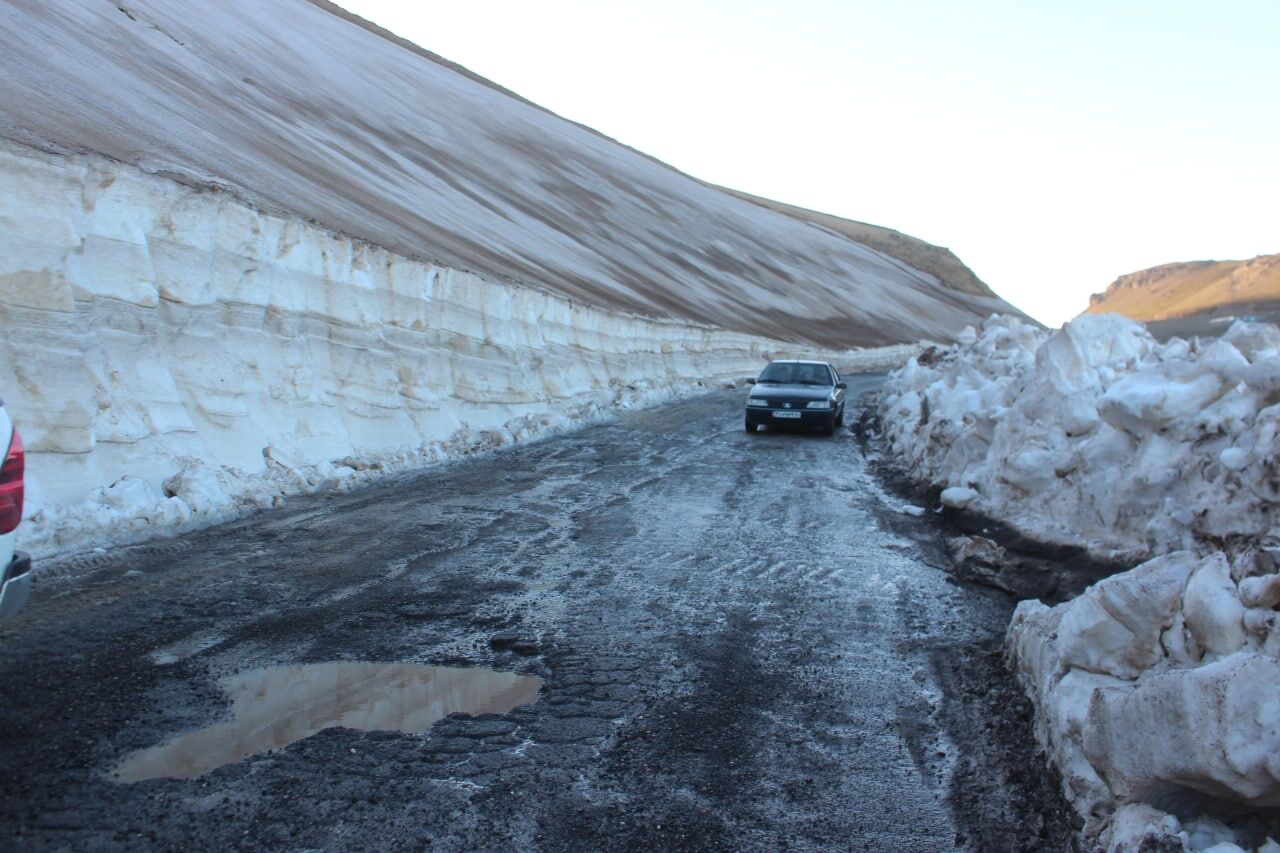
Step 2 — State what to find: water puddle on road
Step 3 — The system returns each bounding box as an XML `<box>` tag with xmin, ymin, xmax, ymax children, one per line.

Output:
<box><xmin>113</xmin><ymin>662</ymin><xmax>543</xmax><ymax>782</ymax></box>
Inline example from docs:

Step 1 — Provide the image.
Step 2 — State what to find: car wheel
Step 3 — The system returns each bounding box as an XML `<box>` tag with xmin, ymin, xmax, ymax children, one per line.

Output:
<box><xmin>836</xmin><ymin>405</ymin><xmax>845</xmax><ymax>428</ymax></box>
<box><xmin>744</xmin><ymin>416</ymin><xmax>755</xmax><ymax>434</ymax></box>
<box><xmin>822</xmin><ymin>415</ymin><xmax>836</xmax><ymax>436</ymax></box>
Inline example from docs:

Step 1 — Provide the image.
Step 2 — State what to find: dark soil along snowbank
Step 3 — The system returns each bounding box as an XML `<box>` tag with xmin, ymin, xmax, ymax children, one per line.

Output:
<box><xmin>854</xmin><ymin>403</ymin><xmax>1128</xmax><ymax>605</ymax></box>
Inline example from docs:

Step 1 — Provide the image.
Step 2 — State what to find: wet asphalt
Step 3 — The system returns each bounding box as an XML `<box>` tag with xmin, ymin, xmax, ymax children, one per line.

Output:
<box><xmin>0</xmin><ymin>375</ymin><xmax>1071</xmax><ymax>851</ymax></box>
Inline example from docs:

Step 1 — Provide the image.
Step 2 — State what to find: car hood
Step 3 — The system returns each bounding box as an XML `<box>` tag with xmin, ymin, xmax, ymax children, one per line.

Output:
<box><xmin>748</xmin><ymin>383</ymin><xmax>833</xmax><ymax>402</ymax></box>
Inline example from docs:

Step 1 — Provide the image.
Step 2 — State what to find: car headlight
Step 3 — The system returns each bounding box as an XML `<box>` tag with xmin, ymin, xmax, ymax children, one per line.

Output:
<box><xmin>806</xmin><ymin>401</ymin><xmax>832</xmax><ymax>409</ymax></box>
<box><xmin>747</xmin><ymin>398</ymin><xmax>769</xmax><ymax>407</ymax></box>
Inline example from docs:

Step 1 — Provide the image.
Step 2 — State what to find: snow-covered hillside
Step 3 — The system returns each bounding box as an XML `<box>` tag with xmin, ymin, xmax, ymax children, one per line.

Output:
<box><xmin>0</xmin><ymin>0</ymin><xmax>1012</xmax><ymax>558</ymax></box>
<box><xmin>0</xmin><ymin>0</ymin><xmax>1014</xmax><ymax>350</ymax></box>
<box><xmin>877</xmin><ymin>315</ymin><xmax>1280</xmax><ymax>851</ymax></box>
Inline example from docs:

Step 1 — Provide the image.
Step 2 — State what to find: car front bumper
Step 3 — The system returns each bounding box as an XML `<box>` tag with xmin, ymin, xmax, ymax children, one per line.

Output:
<box><xmin>0</xmin><ymin>550</ymin><xmax>32</xmax><ymax>621</ymax></box>
<box><xmin>745</xmin><ymin>407</ymin><xmax>835</xmax><ymax>427</ymax></box>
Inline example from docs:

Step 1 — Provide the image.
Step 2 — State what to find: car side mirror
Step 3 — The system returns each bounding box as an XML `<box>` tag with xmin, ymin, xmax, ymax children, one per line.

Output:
<box><xmin>836</xmin><ymin>381</ymin><xmax>847</xmax><ymax>389</ymax></box>
<box><xmin>745</xmin><ymin>378</ymin><xmax>756</xmax><ymax>385</ymax></box>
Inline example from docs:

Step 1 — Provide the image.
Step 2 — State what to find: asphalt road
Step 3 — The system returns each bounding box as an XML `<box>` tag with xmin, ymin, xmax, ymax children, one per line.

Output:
<box><xmin>0</xmin><ymin>376</ymin><xmax>1070</xmax><ymax>851</ymax></box>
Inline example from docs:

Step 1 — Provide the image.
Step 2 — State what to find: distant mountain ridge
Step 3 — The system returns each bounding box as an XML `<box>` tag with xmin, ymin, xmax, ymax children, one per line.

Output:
<box><xmin>1085</xmin><ymin>254</ymin><xmax>1280</xmax><ymax>322</ymax></box>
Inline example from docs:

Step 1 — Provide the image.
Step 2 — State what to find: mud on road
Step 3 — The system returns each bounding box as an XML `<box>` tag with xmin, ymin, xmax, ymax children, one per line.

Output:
<box><xmin>0</xmin><ymin>377</ymin><xmax>1074</xmax><ymax>851</ymax></box>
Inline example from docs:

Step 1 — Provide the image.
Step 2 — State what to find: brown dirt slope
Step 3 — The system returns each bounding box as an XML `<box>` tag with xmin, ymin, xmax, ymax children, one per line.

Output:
<box><xmin>1085</xmin><ymin>254</ymin><xmax>1280</xmax><ymax>322</ymax></box>
<box><xmin>719</xmin><ymin>187</ymin><xmax>996</xmax><ymax>299</ymax></box>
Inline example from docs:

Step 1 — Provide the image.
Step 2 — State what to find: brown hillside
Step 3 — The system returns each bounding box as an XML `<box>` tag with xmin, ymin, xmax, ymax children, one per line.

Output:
<box><xmin>1085</xmin><ymin>254</ymin><xmax>1280</xmax><ymax>322</ymax></box>
<box><xmin>719</xmin><ymin>187</ymin><xmax>996</xmax><ymax>299</ymax></box>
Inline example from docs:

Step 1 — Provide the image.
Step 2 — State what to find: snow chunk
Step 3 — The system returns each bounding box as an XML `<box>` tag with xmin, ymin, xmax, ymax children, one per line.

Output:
<box><xmin>1082</xmin><ymin>652</ymin><xmax>1280</xmax><ymax>806</ymax></box>
<box><xmin>939</xmin><ymin>486</ymin><xmax>979</xmax><ymax>509</ymax></box>
<box><xmin>1182</xmin><ymin>554</ymin><xmax>1247</xmax><ymax>659</ymax></box>
<box><xmin>1097</xmin><ymin>354</ymin><xmax>1240</xmax><ymax>435</ymax></box>
<box><xmin>162</xmin><ymin>458</ymin><xmax>238</xmax><ymax>517</ymax></box>
<box><xmin>1008</xmin><ymin>550</ymin><xmax>1280</xmax><ymax>847</ymax></box>
<box><xmin>1224</xmin><ymin>321</ymin><xmax>1280</xmax><ymax>361</ymax></box>
<box><xmin>1056</xmin><ymin>551</ymin><xmax>1196</xmax><ymax>679</ymax></box>
<box><xmin>1240</xmin><ymin>574</ymin><xmax>1280</xmax><ymax>610</ymax></box>
<box><xmin>1102</xmin><ymin>803</ymin><xmax>1183</xmax><ymax>852</ymax></box>
<box><xmin>1221</xmin><ymin>447</ymin><xmax>1250</xmax><ymax>471</ymax></box>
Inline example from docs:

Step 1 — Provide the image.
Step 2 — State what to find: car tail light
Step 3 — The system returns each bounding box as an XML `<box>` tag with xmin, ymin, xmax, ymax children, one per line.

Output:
<box><xmin>0</xmin><ymin>428</ymin><xmax>24</xmax><ymax>535</ymax></box>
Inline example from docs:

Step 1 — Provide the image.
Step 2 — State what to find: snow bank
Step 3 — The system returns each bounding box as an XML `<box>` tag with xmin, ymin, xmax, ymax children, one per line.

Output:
<box><xmin>1</xmin><ymin>142</ymin><xmax>912</xmax><ymax>561</ymax></box>
<box><xmin>876</xmin><ymin>314</ymin><xmax>1280</xmax><ymax>850</ymax></box>
<box><xmin>1009</xmin><ymin>551</ymin><xmax>1280</xmax><ymax>850</ymax></box>
<box><xmin>878</xmin><ymin>313</ymin><xmax>1279</xmax><ymax>563</ymax></box>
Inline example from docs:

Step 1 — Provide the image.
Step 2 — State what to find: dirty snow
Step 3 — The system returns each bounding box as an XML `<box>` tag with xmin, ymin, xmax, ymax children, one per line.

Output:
<box><xmin>878</xmin><ymin>313</ymin><xmax>1280</xmax><ymax>850</ymax></box>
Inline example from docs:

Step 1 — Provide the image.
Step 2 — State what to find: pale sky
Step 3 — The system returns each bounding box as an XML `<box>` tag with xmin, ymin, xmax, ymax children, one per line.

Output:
<box><xmin>342</xmin><ymin>0</ymin><xmax>1279</xmax><ymax>326</ymax></box>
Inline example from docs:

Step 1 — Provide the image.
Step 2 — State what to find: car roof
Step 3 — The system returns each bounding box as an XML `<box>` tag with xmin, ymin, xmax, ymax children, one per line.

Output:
<box><xmin>767</xmin><ymin>360</ymin><xmax>831</xmax><ymax>366</ymax></box>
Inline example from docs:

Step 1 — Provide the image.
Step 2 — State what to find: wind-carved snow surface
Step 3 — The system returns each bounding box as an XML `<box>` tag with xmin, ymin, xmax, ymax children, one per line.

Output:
<box><xmin>0</xmin><ymin>142</ymin><xmax>915</xmax><ymax>561</ymax></box>
<box><xmin>877</xmin><ymin>314</ymin><xmax>1280</xmax><ymax>851</ymax></box>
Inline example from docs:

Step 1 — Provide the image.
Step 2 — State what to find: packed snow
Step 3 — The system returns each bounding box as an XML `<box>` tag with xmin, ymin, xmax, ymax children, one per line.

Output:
<box><xmin>0</xmin><ymin>142</ymin><xmax>915</xmax><ymax>562</ymax></box>
<box><xmin>877</xmin><ymin>314</ymin><xmax>1280</xmax><ymax>851</ymax></box>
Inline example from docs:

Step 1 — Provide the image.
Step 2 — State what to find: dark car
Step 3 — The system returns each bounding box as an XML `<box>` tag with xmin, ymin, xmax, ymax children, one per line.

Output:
<box><xmin>744</xmin><ymin>360</ymin><xmax>846</xmax><ymax>436</ymax></box>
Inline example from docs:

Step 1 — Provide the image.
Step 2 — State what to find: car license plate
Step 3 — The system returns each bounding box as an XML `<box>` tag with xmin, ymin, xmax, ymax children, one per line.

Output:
<box><xmin>772</xmin><ymin>410</ymin><xmax>801</xmax><ymax>419</ymax></box>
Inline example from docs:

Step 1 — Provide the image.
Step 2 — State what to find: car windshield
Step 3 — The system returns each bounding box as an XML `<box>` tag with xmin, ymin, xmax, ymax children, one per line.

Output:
<box><xmin>756</xmin><ymin>363</ymin><xmax>832</xmax><ymax>385</ymax></box>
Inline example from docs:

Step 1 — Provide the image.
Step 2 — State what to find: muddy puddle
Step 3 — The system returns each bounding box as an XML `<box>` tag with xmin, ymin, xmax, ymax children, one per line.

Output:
<box><xmin>114</xmin><ymin>662</ymin><xmax>542</xmax><ymax>782</ymax></box>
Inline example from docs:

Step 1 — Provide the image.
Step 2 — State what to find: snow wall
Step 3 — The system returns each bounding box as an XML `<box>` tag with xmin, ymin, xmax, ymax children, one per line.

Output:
<box><xmin>877</xmin><ymin>314</ymin><xmax>1280</xmax><ymax>852</ymax></box>
<box><xmin>1</xmin><ymin>141</ymin><xmax>913</xmax><ymax>560</ymax></box>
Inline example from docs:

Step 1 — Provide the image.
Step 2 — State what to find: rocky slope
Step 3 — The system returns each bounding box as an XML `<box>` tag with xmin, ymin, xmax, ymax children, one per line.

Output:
<box><xmin>1086</xmin><ymin>254</ymin><xmax>1280</xmax><ymax>324</ymax></box>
